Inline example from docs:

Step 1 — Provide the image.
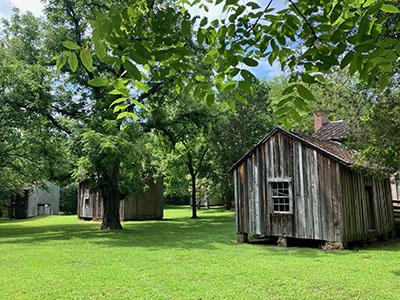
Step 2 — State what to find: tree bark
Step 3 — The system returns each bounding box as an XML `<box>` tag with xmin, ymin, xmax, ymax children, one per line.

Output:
<box><xmin>100</xmin><ymin>164</ymin><xmax>123</xmax><ymax>231</ymax></box>
<box><xmin>190</xmin><ymin>171</ymin><xmax>198</xmax><ymax>219</ymax></box>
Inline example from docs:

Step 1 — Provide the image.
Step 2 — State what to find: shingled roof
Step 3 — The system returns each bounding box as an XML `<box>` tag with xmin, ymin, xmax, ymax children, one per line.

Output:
<box><xmin>312</xmin><ymin>120</ymin><xmax>349</xmax><ymax>141</ymax></box>
<box><xmin>294</xmin><ymin>132</ymin><xmax>356</xmax><ymax>165</ymax></box>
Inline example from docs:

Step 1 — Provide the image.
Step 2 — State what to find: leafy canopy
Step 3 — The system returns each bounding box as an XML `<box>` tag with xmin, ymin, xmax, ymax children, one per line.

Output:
<box><xmin>60</xmin><ymin>0</ymin><xmax>400</xmax><ymax>122</ymax></box>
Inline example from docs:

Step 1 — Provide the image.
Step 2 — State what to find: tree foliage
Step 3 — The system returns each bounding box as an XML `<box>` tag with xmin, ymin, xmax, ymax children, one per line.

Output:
<box><xmin>0</xmin><ymin>11</ymin><xmax>72</xmax><ymax>206</ymax></box>
<box><xmin>61</xmin><ymin>0</ymin><xmax>399</xmax><ymax>123</ymax></box>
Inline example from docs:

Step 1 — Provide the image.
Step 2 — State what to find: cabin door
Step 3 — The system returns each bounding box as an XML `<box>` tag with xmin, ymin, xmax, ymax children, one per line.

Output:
<box><xmin>365</xmin><ymin>185</ymin><xmax>376</xmax><ymax>230</ymax></box>
<box><xmin>12</xmin><ymin>191</ymin><xmax>28</xmax><ymax>219</ymax></box>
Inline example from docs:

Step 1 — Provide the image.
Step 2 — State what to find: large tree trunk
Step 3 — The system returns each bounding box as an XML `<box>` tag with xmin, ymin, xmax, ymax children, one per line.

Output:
<box><xmin>223</xmin><ymin>181</ymin><xmax>233</xmax><ymax>210</ymax></box>
<box><xmin>100</xmin><ymin>164</ymin><xmax>123</xmax><ymax>231</ymax></box>
<box><xmin>190</xmin><ymin>172</ymin><xmax>198</xmax><ymax>219</ymax></box>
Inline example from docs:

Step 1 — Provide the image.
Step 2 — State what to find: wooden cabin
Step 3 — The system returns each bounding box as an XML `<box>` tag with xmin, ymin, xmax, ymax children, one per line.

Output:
<box><xmin>230</xmin><ymin>113</ymin><xmax>395</xmax><ymax>247</ymax></box>
<box><xmin>77</xmin><ymin>180</ymin><xmax>164</xmax><ymax>221</ymax></box>
<box><xmin>4</xmin><ymin>182</ymin><xmax>60</xmax><ymax>219</ymax></box>
<box><xmin>391</xmin><ymin>173</ymin><xmax>400</xmax><ymax>226</ymax></box>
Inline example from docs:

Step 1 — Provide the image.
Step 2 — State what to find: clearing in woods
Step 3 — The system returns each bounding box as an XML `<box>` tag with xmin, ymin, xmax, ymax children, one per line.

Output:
<box><xmin>0</xmin><ymin>206</ymin><xmax>399</xmax><ymax>299</ymax></box>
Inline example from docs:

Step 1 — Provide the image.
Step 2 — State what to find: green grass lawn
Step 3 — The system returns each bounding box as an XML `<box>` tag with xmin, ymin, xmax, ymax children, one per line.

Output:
<box><xmin>0</xmin><ymin>206</ymin><xmax>399</xmax><ymax>299</ymax></box>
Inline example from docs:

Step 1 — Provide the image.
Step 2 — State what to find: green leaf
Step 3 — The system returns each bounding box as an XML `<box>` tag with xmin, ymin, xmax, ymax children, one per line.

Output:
<box><xmin>378</xmin><ymin>73</ymin><xmax>390</xmax><ymax>90</ymax></box>
<box><xmin>113</xmin><ymin>104</ymin><xmax>128</xmax><ymax>113</ymax></box>
<box><xmin>110</xmin><ymin>97</ymin><xmax>127</xmax><ymax>107</ymax></box>
<box><xmin>246</xmin><ymin>2</ymin><xmax>261</xmax><ymax>9</ymax></box>
<box><xmin>197</xmin><ymin>29</ymin><xmax>205</xmax><ymax>45</ymax></box>
<box><xmin>362</xmin><ymin>0</ymin><xmax>377</xmax><ymax>8</ymax></box>
<box><xmin>117</xmin><ymin>111</ymin><xmax>140</xmax><ymax>120</ymax></box>
<box><xmin>182</xmin><ymin>20</ymin><xmax>191</xmax><ymax>37</ymax></box>
<box><xmin>296</xmin><ymin>85</ymin><xmax>315</xmax><ymax>101</ymax></box>
<box><xmin>63</xmin><ymin>40</ymin><xmax>81</xmax><ymax>50</ymax></box>
<box><xmin>243</xmin><ymin>57</ymin><xmax>259</xmax><ymax>67</ymax></box>
<box><xmin>206</xmin><ymin>93</ymin><xmax>215</xmax><ymax>106</ymax></box>
<box><xmin>88</xmin><ymin>77</ymin><xmax>109</xmax><ymax>87</ymax></box>
<box><xmin>226</xmin><ymin>98</ymin><xmax>236</xmax><ymax>110</ymax></box>
<box><xmin>282</xmin><ymin>84</ymin><xmax>297</xmax><ymax>95</ymax></box>
<box><xmin>381</xmin><ymin>4</ymin><xmax>400</xmax><ymax>13</ymax></box>
<box><xmin>277</xmin><ymin>95</ymin><xmax>294</xmax><ymax>107</ymax></box>
<box><xmin>94</xmin><ymin>38</ymin><xmax>107</xmax><ymax>59</ymax></box>
<box><xmin>235</xmin><ymin>92</ymin><xmax>248</xmax><ymax>105</ymax></box>
<box><xmin>301</xmin><ymin>73</ymin><xmax>316</xmax><ymax>84</ymax></box>
<box><xmin>56</xmin><ymin>54</ymin><xmax>66</xmax><ymax>71</ymax></box>
<box><xmin>274</xmin><ymin>106</ymin><xmax>291</xmax><ymax>116</ymax></box>
<box><xmin>195</xmin><ymin>75</ymin><xmax>207</xmax><ymax>82</ymax></box>
<box><xmin>240</xmin><ymin>69</ymin><xmax>256</xmax><ymax>81</ymax></box>
<box><xmin>133</xmin><ymin>41</ymin><xmax>151</xmax><ymax>59</ymax></box>
<box><xmin>109</xmin><ymin>89</ymin><xmax>126</xmax><ymax>96</ymax></box>
<box><xmin>340</xmin><ymin>51</ymin><xmax>354</xmax><ymax>69</ymax></box>
<box><xmin>221</xmin><ymin>81</ymin><xmax>237</xmax><ymax>92</ymax></box>
<box><xmin>293</xmin><ymin>97</ymin><xmax>309</xmax><ymax>111</ymax></box>
<box><xmin>133</xmin><ymin>82</ymin><xmax>150</xmax><ymax>93</ymax></box>
<box><xmin>238</xmin><ymin>80</ymin><xmax>252</xmax><ymax>93</ymax></box>
<box><xmin>123</xmin><ymin>61</ymin><xmax>142</xmax><ymax>81</ymax></box>
<box><xmin>130</xmin><ymin>99</ymin><xmax>146</xmax><ymax>110</ymax></box>
<box><xmin>200</xmin><ymin>17</ymin><xmax>208</xmax><ymax>27</ymax></box>
<box><xmin>80</xmin><ymin>49</ymin><xmax>94</xmax><ymax>72</ymax></box>
<box><xmin>68</xmin><ymin>52</ymin><xmax>78</xmax><ymax>72</ymax></box>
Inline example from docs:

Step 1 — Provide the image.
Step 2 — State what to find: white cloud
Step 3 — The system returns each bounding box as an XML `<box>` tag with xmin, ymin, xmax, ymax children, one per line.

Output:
<box><xmin>12</xmin><ymin>0</ymin><xmax>44</xmax><ymax>16</ymax></box>
<box><xmin>0</xmin><ymin>0</ymin><xmax>44</xmax><ymax>18</ymax></box>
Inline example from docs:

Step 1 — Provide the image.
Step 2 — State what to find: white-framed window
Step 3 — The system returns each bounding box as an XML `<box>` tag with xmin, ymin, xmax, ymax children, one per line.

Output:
<box><xmin>268</xmin><ymin>178</ymin><xmax>293</xmax><ymax>214</ymax></box>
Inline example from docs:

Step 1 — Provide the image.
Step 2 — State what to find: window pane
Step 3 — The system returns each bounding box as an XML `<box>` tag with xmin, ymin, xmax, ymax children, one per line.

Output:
<box><xmin>271</xmin><ymin>180</ymin><xmax>291</xmax><ymax>212</ymax></box>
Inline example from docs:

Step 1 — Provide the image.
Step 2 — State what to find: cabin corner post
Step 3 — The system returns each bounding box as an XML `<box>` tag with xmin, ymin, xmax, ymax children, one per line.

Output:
<box><xmin>237</xmin><ymin>232</ymin><xmax>248</xmax><ymax>243</ymax></box>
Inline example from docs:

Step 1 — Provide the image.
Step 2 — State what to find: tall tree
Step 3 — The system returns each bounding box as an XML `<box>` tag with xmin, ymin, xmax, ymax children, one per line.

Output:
<box><xmin>44</xmin><ymin>0</ymin><xmax>141</xmax><ymax>230</ymax></box>
<box><xmin>0</xmin><ymin>11</ymin><xmax>71</xmax><ymax>205</ymax></box>
<box><xmin>146</xmin><ymin>95</ymin><xmax>215</xmax><ymax>218</ymax></box>
<box><xmin>207</xmin><ymin>83</ymin><xmax>275</xmax><ymax>208</ymax></box>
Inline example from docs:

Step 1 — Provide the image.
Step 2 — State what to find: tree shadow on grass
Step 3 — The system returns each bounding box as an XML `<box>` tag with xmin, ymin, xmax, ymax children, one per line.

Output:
<box><xmin>1</xmin><ymin>213</ymin><xmax>399</xmax><ymax>257</ymax></box>
<box><xmin>0</xmin><ymin>214</ymin><xmax>239</xmax><ymax>251</ymax></box>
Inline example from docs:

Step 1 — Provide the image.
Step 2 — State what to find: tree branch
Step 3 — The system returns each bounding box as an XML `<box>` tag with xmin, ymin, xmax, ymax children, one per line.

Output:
<box><xmin>287</xmin><ymin>0</ymin><xmax>318</xmax><ymax>41</ymax></box>
<box><xmin>195</xmin><ymin>146</ymin><xmax>208</xmax><ymax>177</ymax></box>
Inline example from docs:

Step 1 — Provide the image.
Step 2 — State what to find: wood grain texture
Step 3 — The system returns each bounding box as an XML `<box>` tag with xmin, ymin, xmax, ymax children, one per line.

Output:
<box><xmin>232</xmin><ymin>130</ymin><xmax>394</xmax><ymax>243</ymax></box>
<box><xmin>78</xmin><ymin>181</ymin><xmax>164</xmax><ymax>221</ymax></box>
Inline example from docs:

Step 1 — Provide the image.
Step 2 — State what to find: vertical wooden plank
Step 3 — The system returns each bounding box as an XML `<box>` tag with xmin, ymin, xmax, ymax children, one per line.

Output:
<box><xmin>311</xmin><ymin>150</ymin><xmax>321</xmax><ymax>240</ymax></box>
<box><xmin>331</xmin><ymin>162</ymin><xmax>341</xmax><ymax>242</ymax></box>
<box><xmin>233</xmin><ymin>169</ymin><xmax>239</xmax><ymax>232</ymax></box>
<box><xmin>260</xmin><ymin>145</ymin><xmax>267</xmax><ymax>236</ymax></box>
<box><xmin>335</xmin><ymin>164</ymin><xmax>343</xmax><ymax>242</ymax></box>
<box><xmin>265</xmin><ymin>142</ymin><xmax>272</xmax><ymax>236</ymax></box>
<box><xmin>302</xmin><ymin>147</ymin><xmax>313</xmax><ymax>239</ymax></box>
<box><xmin>297</xmin><ymin>142</ymin><xmax>306</xmax><ymax>238</ymax></box>
<box><xmin>254</xmin><ymin>151</ymin><xmax>261</xmax><ymax>235</ymax></box>
<box><xmin>243</xmin><ymin>161</ymin><xmax>249</xmax><ymax>234</ymax></box>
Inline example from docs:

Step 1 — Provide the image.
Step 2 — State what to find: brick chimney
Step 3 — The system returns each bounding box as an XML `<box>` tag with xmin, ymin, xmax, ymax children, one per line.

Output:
<box><xmin>314</xmin><ymin>110</ymin><xmax>329</xmax><ymax>132</ymax></box>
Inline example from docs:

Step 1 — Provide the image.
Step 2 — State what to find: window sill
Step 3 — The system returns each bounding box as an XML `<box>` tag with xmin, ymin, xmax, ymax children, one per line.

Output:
<box><xmin>271</xmin><ymin>212</ymin><xmax>293</xmax><ymax>215</ymax></box>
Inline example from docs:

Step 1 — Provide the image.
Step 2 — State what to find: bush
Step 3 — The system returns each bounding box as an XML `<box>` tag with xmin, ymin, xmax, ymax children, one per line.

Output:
<box><xmin>60</xmin><ymin>183</ymin><xmax>78</xmax><ymax>214</ymax></box>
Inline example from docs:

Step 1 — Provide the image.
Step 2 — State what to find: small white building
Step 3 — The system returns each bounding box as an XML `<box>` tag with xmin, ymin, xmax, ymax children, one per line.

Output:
<box><xmin>4</xmin><ymin>182</ymin><xmax>60</xmax><ymax>219</ymax></box>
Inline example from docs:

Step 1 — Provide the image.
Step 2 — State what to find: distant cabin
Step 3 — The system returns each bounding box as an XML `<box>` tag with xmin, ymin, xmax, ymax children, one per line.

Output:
<box><xmin>77</xmin><ymin>180</ymin><xmax>164</xmax><ymax>221</ymax></box>
<box><xmin>229</xmin><ymin>112</ymin><xmax>395</xmax><ymax>247</ymax></box>
<box><xmin>391</xmin><ymin>173</ymin><xmax>400</xmax><ymax>225</ymax></box>
<box><xmin>3</xmin><ymin>182</ymin><xmax>60</xmax><ymax>219</ymax></box>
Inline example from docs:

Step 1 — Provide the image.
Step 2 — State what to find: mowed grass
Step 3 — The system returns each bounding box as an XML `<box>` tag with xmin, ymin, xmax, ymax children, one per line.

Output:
<box><xmin>0</xmin><ymin>206</ymin><xmax>400</xmax><ymax>300</ymax></box>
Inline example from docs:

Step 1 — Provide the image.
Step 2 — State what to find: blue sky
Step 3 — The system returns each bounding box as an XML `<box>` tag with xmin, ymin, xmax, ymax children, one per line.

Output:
<box><xmin>0</xmin><ymin>0</ymin><xmax>43</xmax><ymax>18</ymax></box>
<box><xmin>0</xmin><ymin>0</ymin><xmax>286</xmax><ymax>80</ymax></box>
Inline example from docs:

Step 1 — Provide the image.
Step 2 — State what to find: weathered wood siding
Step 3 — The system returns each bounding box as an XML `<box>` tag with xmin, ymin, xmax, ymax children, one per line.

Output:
<box><xmin>391</xmin><ymin>174</ymin><xmax>400</xmax><ymax>224</ymax></box>
<box><xmin>78</xmin><ymin>181</ymin><xmax>164</xmax><ymax>221</ymax></box>
<box><xmin>233</xmin><ymin>131</ymin><xmax>394</xmax><ymax>243</ymax></box>
<box><xmin>341</xmin><ymin>169</ymin><xmax>395</xmax><ymax>241</ymax></box>
<box><xmin>121</xmin><ymin>180</ymin><xmax>164</xmax><ymax>220</ymax></box>
<box><xmin>27</xmin><ymin>182</ymin><xmax>60</xmax><ymax>217</ymax></box>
